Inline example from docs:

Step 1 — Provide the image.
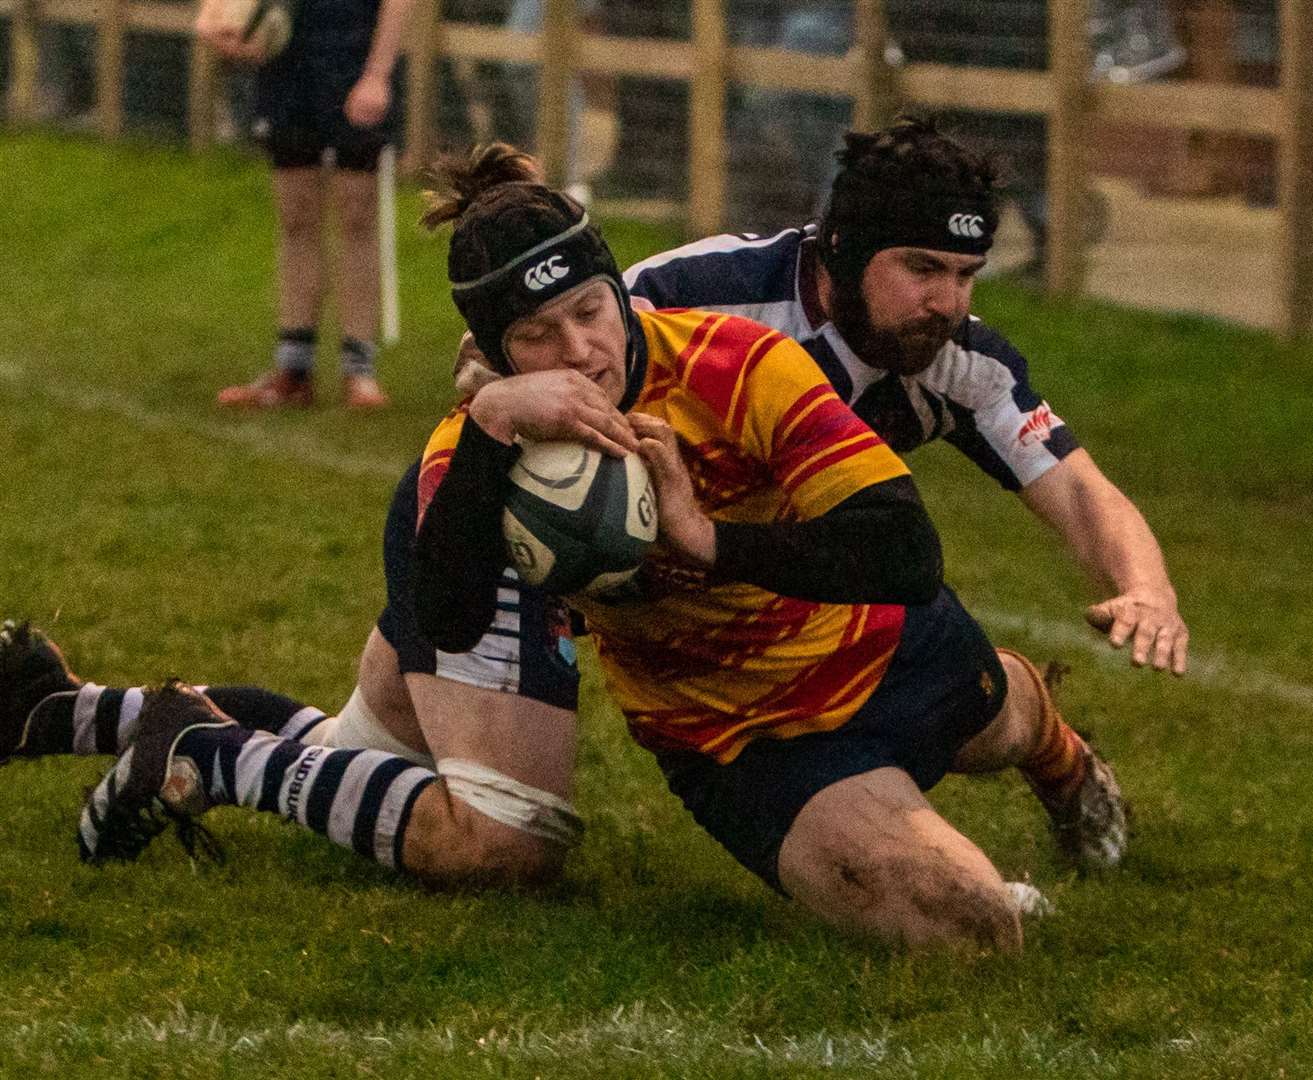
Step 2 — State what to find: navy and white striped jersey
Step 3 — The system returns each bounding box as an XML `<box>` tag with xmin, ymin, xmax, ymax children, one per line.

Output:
<box><xmin>625</xmin><ymin>225</ymin><xmax>1079</xmax><ymax>491</ymax></box>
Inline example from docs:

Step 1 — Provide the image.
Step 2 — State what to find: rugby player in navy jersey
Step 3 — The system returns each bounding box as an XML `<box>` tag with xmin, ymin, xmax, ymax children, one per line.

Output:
<box><xmin>196</xmin><ymin>0</ymin><xmax>412</xmax><ymax>408</ymax></box>
<box><xmin>621</xmin><ymin>116</ymin><xmax>1189</xmax><ymax>681</ymax></box>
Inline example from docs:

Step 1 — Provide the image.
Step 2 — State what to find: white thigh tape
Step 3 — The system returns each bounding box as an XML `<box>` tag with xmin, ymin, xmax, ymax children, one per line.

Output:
<box><xmin>436</xmin><ymin>758</ymin><xmax>584</xmax><ymax>847</ymax></box>
<box><xmin>306</xmin><ymin>686</ymin><xmax>436</xmax><ymax>769</ymax></box>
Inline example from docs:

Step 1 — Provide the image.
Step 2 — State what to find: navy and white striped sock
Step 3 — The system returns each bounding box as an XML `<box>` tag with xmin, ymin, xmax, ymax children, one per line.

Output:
<box><xmin>179</xmin><ymin>726</ymin><xmax>434</xmax><ymax>870</ymax></box>
<box><xmin>340</xmin><ymin>336</ymin><xmax>377</xmax><ymax>378</ymax></box>
<box><xmin>275</xmin><ymin>328</ymin><xmax>317</xmax><ymax>376</ymax></box>
<box><xmin>27</xmin><ymin>684</ymin><xmax>325</xmax><ymax>756</ymax></box>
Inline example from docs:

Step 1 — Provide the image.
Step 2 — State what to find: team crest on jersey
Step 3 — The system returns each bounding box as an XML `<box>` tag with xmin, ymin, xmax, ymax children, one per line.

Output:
<box><xmin>1017</xmin><ymin>404</ymin><xmax>1056</xmax><ymax>447</ymax></box>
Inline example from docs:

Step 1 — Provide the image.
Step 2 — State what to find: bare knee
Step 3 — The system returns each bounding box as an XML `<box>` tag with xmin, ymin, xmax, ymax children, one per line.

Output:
<box><xmin>334</xmin><ymin>186</ymin><xmax>378</xmax><ymax>245</ymax></box>
<box><xmin>402</xmin><ymin>787</ymin><xmax>565</xmax><ymax>890</ymax></box>
<box><xmin>778</xmin><ymin>769</ymin><xmax>1022</xmax><ymax>953</ymax></box>
<box><xmin>278</xmin><ymin>192</ymin><xmax>323</xmax><ymax>242</ymax></box>
<box><xmin>814</xmin><ymin>845</ymin><xmax>1022</xmax><ymax>953</ymax></box>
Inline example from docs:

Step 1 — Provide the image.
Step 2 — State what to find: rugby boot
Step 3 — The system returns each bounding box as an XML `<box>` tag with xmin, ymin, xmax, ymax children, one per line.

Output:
<box><xmin>0</xmin><ymin>620</ymin><xmax>81</xmax><ymax>763</ymax></box>
<box><xmin>1032</xmin><ymin>741</ymin><xmax>1129</xmax><ymax>871</ymax></box>
<box><xmin>79</xmin><ymin>681</ymin><xmax>234</xmax><ymax>865</ymax></box>
<box><xmin>342</xmin><ymin>373</ymin><xmax>391</xmax><ymax>409</ymax></box>
<box><xmin>216</xmin><ymin>369</ymin><xmax>314</xmax><ymax>408</ymax></box>
<box><xmin>1013</xmin><ymin>655</ymin><xmax>1129</xmax><ymax>871</ymax></box>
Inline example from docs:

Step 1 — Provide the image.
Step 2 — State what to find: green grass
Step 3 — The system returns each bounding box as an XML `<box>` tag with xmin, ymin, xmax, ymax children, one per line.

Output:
<box><xmin>1</xmin><ymin>130</ymin><xmax>1311</xmax><ymax>1078</ymax></box>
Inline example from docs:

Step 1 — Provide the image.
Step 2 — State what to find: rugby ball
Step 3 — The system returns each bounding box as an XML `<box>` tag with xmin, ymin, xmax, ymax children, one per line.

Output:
<box><xmin>223</xmin><ymin>0</ymin><xmax>293</xmax><ymax>59</ymax></box>
<box><xmin>503</xmin><ymin>440</ymin><xmax>657</xmax><ymax>597</ymax></box>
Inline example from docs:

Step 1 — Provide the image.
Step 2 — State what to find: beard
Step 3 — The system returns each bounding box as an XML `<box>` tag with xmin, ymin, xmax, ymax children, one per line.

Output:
<box><xmin>829</xmin><ymin>281</ymin><xmax>955</xmax><ymax>376</ymax></box>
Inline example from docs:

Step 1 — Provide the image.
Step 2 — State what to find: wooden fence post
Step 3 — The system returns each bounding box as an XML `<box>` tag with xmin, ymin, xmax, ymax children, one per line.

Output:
<box><xmin>7</xmin><ymin>0</ymin><xmax>40</xmax><ymax>123</ymax></box>
<box><xmin>537</xmin><ymin>0</ymin><xmax>576</xmax><ymax>188</ymax></box>
<box><xmin>1279</xmin><ymin>0</ymin><xmax>1313</xmax><ymax>337</ymax></box>
<box><xmin>1046</xmin><ymin>0</ymin><xmax>1089</xmax><ymax>295</ymax></box>
<box><xmin>402</xmin><ymin>0</ymin><xmax>439</xmax><ymax>175</ymax></box>
<box><xmin>188</xmin><ymin>34</ymin><xmax>217</xmax><ymax>152</ymax></box>
<box><xmin>689</xmin><ymin>0</ymin><xmax>726</xmax><ymax>236</ymax></box>
<box><xmin>851</xmin><ymin>0</ymin><xmax>899</xmax><ymax>133</ymax></box>
<box><xmin>98</xmin><ymin>0</ymin><xmax>126</xmax><ymax>139</ymax></box>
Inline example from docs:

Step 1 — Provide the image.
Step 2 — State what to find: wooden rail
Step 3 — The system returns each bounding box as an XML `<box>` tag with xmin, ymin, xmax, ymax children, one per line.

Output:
<box><xmin>1</xmin><ymin>0</ymin><xmax>1308</xmax><ymax>333</ymax></box>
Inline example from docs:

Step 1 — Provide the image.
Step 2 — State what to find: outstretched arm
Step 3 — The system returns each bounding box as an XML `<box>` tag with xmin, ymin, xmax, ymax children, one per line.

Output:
<box><xmin>1020</xmin><ymin>448</ymin><xmax>1188</xmax><ymax>675</ymax></box>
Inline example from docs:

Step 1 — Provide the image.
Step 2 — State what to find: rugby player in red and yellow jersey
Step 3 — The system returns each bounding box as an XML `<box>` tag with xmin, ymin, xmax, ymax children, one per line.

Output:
<box><xmin>408</xmin><ymin>144</ymin><xmax>1114</xmax><ymax>951</ymax></box>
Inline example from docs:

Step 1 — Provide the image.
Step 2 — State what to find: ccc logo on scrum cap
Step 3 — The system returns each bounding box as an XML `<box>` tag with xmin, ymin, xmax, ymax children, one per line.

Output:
<box><xmin>948</xmin><ymin>213</ymin><xmax>984</xmax><ymax>239</ymax></box>
<box><xmin>525</xmin><ymin>255</ymin><xmax>570</xmax><ymax>290</ymax></box>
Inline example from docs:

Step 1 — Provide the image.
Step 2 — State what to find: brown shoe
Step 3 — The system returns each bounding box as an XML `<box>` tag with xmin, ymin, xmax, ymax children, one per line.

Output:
<box><xmin>342</xmin><ymin>374</ymin><xmax>390</xmax><ymax>409</ymax></box>
<box><xmin>216</xmin><ymin>370</ymin><xmax>314</xmax><ymax>408</ymax></box>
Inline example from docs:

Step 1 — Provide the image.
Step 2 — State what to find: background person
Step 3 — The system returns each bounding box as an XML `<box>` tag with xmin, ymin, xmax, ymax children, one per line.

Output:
<box><xmin>196</xmin><ymin>0</ymin><xmax>415</xmax><ymax>409</ymax></box>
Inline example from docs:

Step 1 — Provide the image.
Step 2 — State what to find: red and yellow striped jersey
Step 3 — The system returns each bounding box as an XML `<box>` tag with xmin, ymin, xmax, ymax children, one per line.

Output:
<box><xmin>419</xmin><ymin>308</ymin><xmax>914</xmax><ymax>764</ymax></box>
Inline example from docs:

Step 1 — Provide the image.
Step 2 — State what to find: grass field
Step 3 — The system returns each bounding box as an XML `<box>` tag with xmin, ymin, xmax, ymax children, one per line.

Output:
<box><xmin>1</xmin><ymin>131</ymin><xmax>1311</xmax><ymax>1079</ymax></box>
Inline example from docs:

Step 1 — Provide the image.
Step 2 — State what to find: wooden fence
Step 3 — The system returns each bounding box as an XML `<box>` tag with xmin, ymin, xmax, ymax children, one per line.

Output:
<box><xmin>3</xmin><ymin>0</ymin><xmax>1311</xmax><ymax>334</ymax></box>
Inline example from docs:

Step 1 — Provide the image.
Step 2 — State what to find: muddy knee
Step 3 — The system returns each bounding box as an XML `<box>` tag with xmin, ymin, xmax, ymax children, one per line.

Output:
<box><xmin>828</xmin><ymin>855</ymin><xmax>1022</xmax><ymax>952</ymax></box>
<box><xmin>778</xmin><ymin>769</ymin><xmax>1022</xmax><ymax>952</ymax></box>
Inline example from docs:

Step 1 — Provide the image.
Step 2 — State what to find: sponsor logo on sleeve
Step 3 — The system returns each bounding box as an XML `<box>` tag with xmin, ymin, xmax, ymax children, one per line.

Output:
<box><xmin>1017</xmin><ymin>404</ymin><xmax>1056</xmax><ymax>447</ymax></box>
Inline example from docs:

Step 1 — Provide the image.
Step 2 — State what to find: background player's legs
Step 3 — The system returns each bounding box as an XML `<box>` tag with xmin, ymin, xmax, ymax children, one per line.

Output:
<box><xmin>330</xmin><ymin>167</ymin><xmax>378</xmax><ymax>346</ymax></box>
<box><xmin>218</xmin><ymin>164</ymin><xmax>326</xmax><ymax>406</ymax></box>
<box><xmin>274</xmin><ymin>166</ymin><xmax>326</xmax><ymax>338</ymax></box>
<box><xmin>777</xmin><ymin>766</ymin><xmax>1022</xmax><ymax>952</ymax></box>
<box><xmin>329</xmin><ymin>166</ymin><xmax>388</xmax><ymax>407</ymax></box>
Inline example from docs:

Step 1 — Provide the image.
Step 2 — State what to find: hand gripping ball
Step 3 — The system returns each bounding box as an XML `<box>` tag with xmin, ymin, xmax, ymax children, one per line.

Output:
<box><xmin>503</xmin><ymin>440</ymin><xmax>658</xmax><ymax>597</ymax></box>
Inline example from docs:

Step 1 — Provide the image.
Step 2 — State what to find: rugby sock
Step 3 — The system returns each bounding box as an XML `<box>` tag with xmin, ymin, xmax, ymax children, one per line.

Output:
<box><xmin>1003</xmin><ymin>648</ymin><xmax>1089</xmax><ymax>801</ymax></box>
<box><xmin>176</xmin><ymin>725</ymin><xmax>435</xmax><ymax>870</ymax></box>
<box><xmin>340</xmin><ymin>335</ymin><xmax>377</xmax><ymax>378</ymax></box>
<box><xmin>1022</xmin><ymin>715</ymin><xmax>1087</xmax><ymax>800</ymax></box>
<box><xmin>21</xmin><ymin>684</ymin><xmax>323</xmax><ymax>756</ymax></box>
<box><xmin>275</xmin><ymin>327</ymin><xmax>317</xmax><ymax>377</ymax></box>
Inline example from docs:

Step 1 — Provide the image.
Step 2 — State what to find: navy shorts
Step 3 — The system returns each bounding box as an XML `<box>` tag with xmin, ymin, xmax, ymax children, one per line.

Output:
<box><xmin>656</xmin><ymin>586</ymin><xmax>1005</xmax><ymax>893</ymax></box>
<box><xmin>254</xmin><ymin>44</ymin><xmax>400</xmax><ymax>172</ymax></box>
<box><xmin>377</xmin><ymin>459</ymin><xmax>581</xmax><ymax>711</ymax></box>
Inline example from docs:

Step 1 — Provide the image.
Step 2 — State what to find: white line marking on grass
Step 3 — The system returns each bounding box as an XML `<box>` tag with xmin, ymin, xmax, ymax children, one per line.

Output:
<box><xmin>0</xmin><ymin>359</ymin><xmax>398</xmax><ymax>481</ymax></box>
<box><xmin>976</xmin><ymin>605</ymin><xmax>1313</xmax><ymax>709</ymax></box>
<box><xmin>4</xmin><ymin>360</ymin><xmax>1311</xmax><ymax>711</ymax></box>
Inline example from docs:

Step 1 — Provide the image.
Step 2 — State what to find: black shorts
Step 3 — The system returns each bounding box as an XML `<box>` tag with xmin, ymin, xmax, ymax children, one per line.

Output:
<box><xmin>253</xmin><ymin>46</ymin><xmax>400</xmax><ymax>172</ymax></box>
<box><xmin>377</xmin><ymin>459</ymin><xmax>581</xmax><ymax>711</ymax></box>
<box><xmin>656</xmin><ymin>586</ymin><xmax>1005</xmax><ymax>893</ymax></box>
